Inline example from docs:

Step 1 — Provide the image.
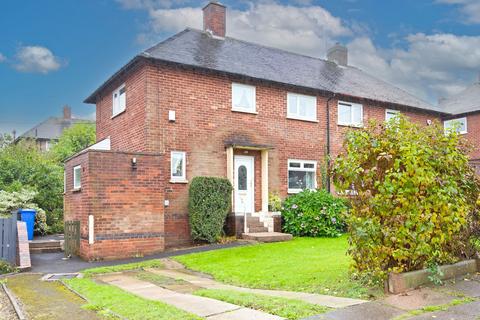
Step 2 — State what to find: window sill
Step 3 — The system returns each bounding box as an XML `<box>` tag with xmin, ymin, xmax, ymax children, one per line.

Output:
<box><xmin>287</xmin><ymin>116</ymin><xmax>319</xmax><ymax>123</ymax></box>
<box><xmin>232</xmin><ymin>108</ymin><xmax>258</xmax><ymax>115</ymax></box>
<box><xmin>288</xmin><ymin>188</ymin><xmax>316</xmax><ymax>194</ymax></box>
<box><xmin>170</xmin><ymin>179</ymin><xmax>188</xmax><ymax>184</ymax></box>
<box><xmin>337</xmin><ymin>123</ymin><xmax>363</xmax><ymax>128</ymax></box>
<box><xmin>72</xmin><ymin>188</ymin><xmax>82</xmax><ymax>193</ymax></box>
<box><xmin>111</xmin><ymin>110</ymin><xmax>126</xmax><ymax>119</ymax></box>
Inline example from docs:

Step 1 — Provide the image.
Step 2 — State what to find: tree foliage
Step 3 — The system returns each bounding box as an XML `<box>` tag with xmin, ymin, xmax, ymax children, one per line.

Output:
<box><xmin>189</xmin><ymin>177</ymin><xmax>233</xmax><ymax>243</ymax></box>
<box><xmin>49</xmin><ymin>122</ymin><xmax>96</xmax><ymax>162</ymax></box>
<box><xmin>333</xmin><ymin>116</ymin><xmax>480</xmax><ymax>283</ymax></box>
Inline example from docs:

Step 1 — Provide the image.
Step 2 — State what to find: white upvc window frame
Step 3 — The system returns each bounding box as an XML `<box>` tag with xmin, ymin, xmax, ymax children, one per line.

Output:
<box><xmin>287</xmin><ymin>93</ymin><xmax>318</xmax><ymax>122</ymax></box>
<box><xmin>287</xmin><ymin>159</ymin><xmax>317</xmax><ymax>194</ymax></box>
<box><xmin>231</xmin><ymin>83</ymin><xmax>257</xmax><ymax>114</ymax></box>
<box><xmin>385</xmin><ymin>109</ymin><xmax>400</xmax><ymax>122</ymax></box>
<box><xmin>112</xmin><ymin>83</ymin><xmax>126</xmax><ymax>117</ymax></box>
<box><xmin>170</xmin><ymin>151</ymin><xmax>187</xmax><ymax>183</ymax></box>
<box><xmin>73</xmin><ymin>165</ymin><xmax>82</xmax><ymax>190</ymax></box>
<box><xmin>444</xmin><ymin>117</ymin><xmax>467</xmax><ymax>135</ymax></box>
<box><xmin>337</xmin><ymin>101</ymin><xmax>363</xmax><ymax>127</ymax></box>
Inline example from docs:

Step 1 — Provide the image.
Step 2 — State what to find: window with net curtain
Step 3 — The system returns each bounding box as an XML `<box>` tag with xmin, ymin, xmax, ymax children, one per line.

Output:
<box><xmin>288</xmin><ymin>160</ymin><xmax>317</xmax><ymax>193</ymax></box>
<box><xmin>232</xmin><ymin>83</ymin><xmax>256</xmax><ymax>113</ymax></box>
<box><xmin>171</xmin><ymin>151</ymin><xmax>186</xmax><ymax>181</ymax></box>
<box><xmin>338</xmin><ymin>101</ymin><xmax>363</xmax><ymax>126</ymax></box>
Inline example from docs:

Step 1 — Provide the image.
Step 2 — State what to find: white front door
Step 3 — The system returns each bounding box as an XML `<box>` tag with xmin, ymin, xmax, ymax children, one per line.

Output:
<box><xmin>234</xmin><ymin>155</ymin><xmax>254</xmax><ymax>214</ymax></box>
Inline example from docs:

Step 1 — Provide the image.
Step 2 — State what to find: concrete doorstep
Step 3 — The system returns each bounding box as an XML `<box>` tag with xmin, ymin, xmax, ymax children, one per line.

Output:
<box><xmin>100</xmin><ymin>274</ymin><xmax>283</xmax><ymax>320</ymax></box>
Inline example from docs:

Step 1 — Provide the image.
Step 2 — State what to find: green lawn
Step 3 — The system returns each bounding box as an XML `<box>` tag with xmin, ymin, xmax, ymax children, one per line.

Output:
<box><xmin>65</xmin><ymin>278</ymin><xmax>201</xmax><ymax>320</ymax></box>
<box><xmin>194</xmin><ymin>289</ymin><xmax>330</xmax><ymax>320</ymax></box>
<box><xmin>174</xmin><ymin>236</ymin><xmax>370</xmax><ymax>298</ymax></box>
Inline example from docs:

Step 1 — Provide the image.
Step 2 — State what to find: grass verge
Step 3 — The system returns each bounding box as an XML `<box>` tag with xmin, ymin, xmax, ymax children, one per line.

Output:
<box><xmin>65</xmin><ymin>277</ymin><xmax>201</xmax><ymax>320</ymax></box>
<box><xmin>194</xmin><ymin>289</ymin><xmax>330</xmax><ymax>320</ymax></box>
<box><xmin>174</xmin><ymin>236</ymin><xmax>372</xmax><ymax>298</ymax></box>
<box><xmin>81</xmin><ymin>259</ymin><xmax>163</xmax><ymax>276</ymax></box>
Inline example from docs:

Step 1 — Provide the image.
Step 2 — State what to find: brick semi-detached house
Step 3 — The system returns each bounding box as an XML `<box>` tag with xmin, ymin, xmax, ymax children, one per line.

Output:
<box><xmin>64</xmin><ymin>1</ymin><xmax>479</xmax><ymax>260</ymax></box>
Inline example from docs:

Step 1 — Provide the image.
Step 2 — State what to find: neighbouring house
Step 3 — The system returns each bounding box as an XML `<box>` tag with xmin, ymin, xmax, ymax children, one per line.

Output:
<box><xmin>15</xmin><ymin>106</ymin><xmax>94</xmax><ymax>152</ymax></box>
<box><xmin>64</xmin><ymin>1</ymin><xmax>478</xmax><ymax>261</ymax></box>
<box><xmin>439</xmin><ymin>76</ymin><xmax>480</xmax><ymax>172</ymax></box>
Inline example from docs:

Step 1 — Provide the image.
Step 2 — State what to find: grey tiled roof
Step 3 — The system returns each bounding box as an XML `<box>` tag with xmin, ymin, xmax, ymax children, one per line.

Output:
<box><xmin>18</xmin><ymin>117</ymin><xmax>94</xmax><ymax>141</ymax></box>
<box><xmin>86</xmin><ymin>28</ymin><xmax>440</xmax><ymax>113</ymax></box>
<box><xmin>439</xmin><ymin>82</ymin><xmax>480</xmax><ymax>115</ymax></box>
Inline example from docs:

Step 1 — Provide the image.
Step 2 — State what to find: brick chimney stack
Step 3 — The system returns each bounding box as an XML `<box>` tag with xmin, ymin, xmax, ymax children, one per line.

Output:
<box><xmin>327</xmin><ymin>43</ymin><xmax>348</xmax><ymax>67</ymax></box>
<box><xmin>63</xmin><ymin>105</ymin><xmax>72</xmax><ymax>119</ymax></box>
<box><xmin>203</xmin><ymin>1</ymin><xmax>226</xmax><ymax>38</ymax></box>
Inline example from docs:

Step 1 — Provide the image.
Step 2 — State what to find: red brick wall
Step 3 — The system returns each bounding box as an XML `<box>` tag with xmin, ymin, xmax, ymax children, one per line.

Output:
<box><xmin>64</xmin><ymin>150</ymin><xmax>165</xmax><ymax>261</ymax></box>
<box><xmin>462</xmin><ymin>113</ymin><xmax>480</xmax><ymax>160</ymax></box>
<box><xmin>95</xmin><ymin>62</ymin><xmax>148</xmax><ymax>152</ymax></box>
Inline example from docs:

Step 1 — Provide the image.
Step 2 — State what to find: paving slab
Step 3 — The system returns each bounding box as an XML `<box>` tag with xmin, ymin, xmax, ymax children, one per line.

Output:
<box><xmin>382</xmin><ymin>287</ymin><xmax>457</xmax><ymax>311</ymax></box>
<box><xmin>304</xmin><ymin>302</ymin><xmax>405</xmax><ymax>320</ymax></box>
<box><xmin>148</xmin><ymin>268</ymin><xmax>366</xmax><ymax>308</ymax></box>
<box><xmin>408</xmin><ymin>300</ymin><xmax>480</xmax><ymax>320</ymax></box>
<box><xmin>209</xmin><ymin>307</ymin><xmax>284</xmax><ymax>320</ymax></box>
<box><xmin>100</xmin><ymin>274</ymin><xmax>283</xmax><ymax>319</ymax></box>
<box><xmin>443</xmin><ymin>277</ymin><xmax>480</xmax><ymax>298</ymax></box>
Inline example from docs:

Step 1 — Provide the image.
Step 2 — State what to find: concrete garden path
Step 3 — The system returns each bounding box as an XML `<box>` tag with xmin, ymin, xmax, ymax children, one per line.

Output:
<box><xmin>100</xmin><ymin>273</ymin><xmax>284</xmax><ymax>320</ymax></box>
<box><xmin>147</xmin><ymin>266</ymin><xmax>366</xmax><ymax>309</ymax></box>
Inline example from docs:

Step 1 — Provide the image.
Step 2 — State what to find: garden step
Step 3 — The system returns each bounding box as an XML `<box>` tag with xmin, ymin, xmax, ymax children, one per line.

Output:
<box><xmin>248</xmin><ymin>227</ymin><xmax>269</xmax><ymax>233</ymax></box>
<box><xmin>241</xmin><ymin>232</ymin><xmax>292</xmax><ymax>243</ymax></box>
<box><xmin>29</xmin><ymin>240</ymin><xmax>63</xmax><ymax>254</ymax></box>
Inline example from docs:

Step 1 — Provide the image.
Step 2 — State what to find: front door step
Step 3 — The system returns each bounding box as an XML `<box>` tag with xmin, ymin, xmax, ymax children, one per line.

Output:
<box><xmin>241</xmin><ymin>232</ymin><xmax>292</xmax><ymax>243</ymax></box>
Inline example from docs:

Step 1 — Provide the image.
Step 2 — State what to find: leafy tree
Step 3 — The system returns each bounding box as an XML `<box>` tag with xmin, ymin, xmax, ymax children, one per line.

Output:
<box><xmin>49</xmin><ymin>123</ymin><xmax>96</xmax><ymax>162</ymax></box>
<box><xmin>0</xmin><ymin>133</ymin><xmax>12</xmax><ymax>150</ymax></box>
<box><xmin>333</xmin><ymin>116</ymin><xmax>480</xmax><ymax>283</ymax></box>
<box><xmin>0</xmin><ymin>141</ymin><xmax>63</xmax><ymax>233</ymax></box>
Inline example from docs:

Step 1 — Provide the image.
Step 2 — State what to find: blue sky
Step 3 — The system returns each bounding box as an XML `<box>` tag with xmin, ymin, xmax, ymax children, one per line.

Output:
<box><xmin>1</xmin><ymin>0</ymin><xmax>479</xmax><ymax>135</ymax></box>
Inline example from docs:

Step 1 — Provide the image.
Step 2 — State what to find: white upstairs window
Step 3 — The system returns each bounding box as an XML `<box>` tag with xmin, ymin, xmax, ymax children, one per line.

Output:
<box><xmin>73</xmin><ymin>165</ymin><xmax>81</xmax><ymax>190</ymax></box>
<box><xmin>385</xmin><ymin>109</ymin><xmax>400</xmax><ymax>122</ymax></box>
<box><xmin>338</xmin><ymin>101</ymin><xmax>363</xmax><ymax>127</ymax></box>
<box><xmin>444</xmin><ymin>117</ymin><xmax>467</xmax><ymax>134</ymax></box>
<box><xmin>288</xmin><ymin>160</ymin><xmax>317</xmax><ymax>193</ymax></box>
<box><xmin>171</xmin><ymin>151</ymin><xmax>187</xmax><ymax>182</ymax></box>
<box><xmin>112</xmin><ymin>84</ymin><xmax>126</xmax><ymax>117</ymax></box>
<box><xmin>232</xmin><ymin>83</ymin><xmax>256</xmax><ymax>113</ymax></box>
<box><xmin>287</xmin><ymin>93</ymin><xmax>317</xmax><ymax>122</ymax></box>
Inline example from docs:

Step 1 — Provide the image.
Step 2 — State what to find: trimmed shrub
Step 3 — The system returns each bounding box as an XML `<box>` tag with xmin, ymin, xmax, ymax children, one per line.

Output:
<box><xmin>333</xmin><ymin>116</ymin><xmax>480</xmax><ymax>283</ymax></box>
<box><xmin>189</xmin><ymin>177</ymin><xmax>233</xmax><ymax>243</ymax></box>
<box><xmin>282</xmin><ymin>189</ymin><xmax>348</xmax><ymax>237</ymax></box>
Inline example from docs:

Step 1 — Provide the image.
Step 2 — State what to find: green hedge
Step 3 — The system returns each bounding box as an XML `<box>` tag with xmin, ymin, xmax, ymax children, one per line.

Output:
<box><xmin>189</xmin><ymin>177</ymin><xmax>233</xmax><ymax>243</ymax></box>
<box><xmin>282</xmin><ymin>189</ymin><xmax>348</xmax><ymax>237</ymax></box>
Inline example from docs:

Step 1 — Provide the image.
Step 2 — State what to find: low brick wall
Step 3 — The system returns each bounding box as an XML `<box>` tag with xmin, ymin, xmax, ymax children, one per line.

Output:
<box><xmin>387</xmin><ymin>259</ymin><xmax>479</xmax><ymax>294</ymax></box>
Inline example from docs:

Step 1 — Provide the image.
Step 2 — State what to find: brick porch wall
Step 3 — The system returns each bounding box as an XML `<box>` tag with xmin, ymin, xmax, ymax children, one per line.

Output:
<box><xmin>64</xmin><ymin>150</ymin><xmax>165</xmax><ymax>261</ymax></box>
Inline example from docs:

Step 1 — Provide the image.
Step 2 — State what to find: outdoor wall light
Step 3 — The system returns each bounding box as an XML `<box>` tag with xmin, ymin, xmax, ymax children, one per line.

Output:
<box><xmin>131</xmin><ymin>157</ymin><xmax>137</xmax><ymax>170</ymax></box>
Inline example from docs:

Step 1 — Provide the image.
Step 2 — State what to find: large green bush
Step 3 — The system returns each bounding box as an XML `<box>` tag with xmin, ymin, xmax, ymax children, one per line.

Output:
<box><xmin>189</xmin><ymin>177</ymin><xmax>233</xmax><ymax>243</ymax></box>
<box><xmin>282</xmin><ymin>189</ymin><xmax>348</xmax><ymax>237</ymax></box>
<box><xmin>333</xmin><ymin>116</ymin><xmax>480</xmax><ymax>283</ymax></box>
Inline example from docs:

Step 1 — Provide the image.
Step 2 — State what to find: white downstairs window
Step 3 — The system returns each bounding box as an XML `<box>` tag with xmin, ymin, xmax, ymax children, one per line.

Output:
<box><xmin>112</xmin><ymin>84</ymin><xmax>126</xmax><ymax>117</ymax></box>
<box><xmin>288</xmin><ymin>160</ymin><xmax>317</xmax><ymax>193</ymax></box>
<box><xmin>338</xmin><ymin>101</ymin><xmax>363</xmax><ymax>127</ymax></box>
<box><xmin>444</xmin><ymin>117</ymin><xmax>467</xmax><ymax>134</ymax></box>
<box><xmin>73</xmin><ymin>165</ymin><xmax>81</xmax><ymax>190</ymax></box>
<box><xmin>171</xmin><ymin>151</ymin><xmax>187</xmax><ymax>182</ymax></box>
<box><xmin>287</xmin><ymin>93</ymin><xmax>317</xmax><ymax>122</ymax></box>
<box><xmin>232</xmin><ymin>83</ymin><xmax>256</xmax><ymax>113</ymax></box>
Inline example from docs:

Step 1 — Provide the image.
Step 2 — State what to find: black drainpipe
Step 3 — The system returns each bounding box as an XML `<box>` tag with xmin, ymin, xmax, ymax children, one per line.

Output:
<box><xmin>326</xmin><ymin>93</ymin><xmax>336</xmax><ymax>193</ymax></box>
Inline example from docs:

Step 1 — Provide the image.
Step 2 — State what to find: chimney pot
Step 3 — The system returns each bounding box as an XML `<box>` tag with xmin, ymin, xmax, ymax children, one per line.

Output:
<box><xmin>203</xmin><ymin>1</ymin><xmax>226</xmax><ymax>38</ymax></box>
<box><xmin>327</xmin><ymin>43</ymin><xmax>348</xmax><ymax>67</ymax></box>
<box><xmin>63</xmin><ymin>105</ymin><xmax>72</xmax><ymax>119</ymax></box>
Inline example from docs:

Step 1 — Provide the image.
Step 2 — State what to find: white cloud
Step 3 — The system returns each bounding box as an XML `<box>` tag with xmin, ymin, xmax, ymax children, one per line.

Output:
<box><xmin>437</xmin><ymin>0</ymin><xmax>480</xmax><ymax>24</ymax></box>
<box><xmin>14</xmin><ymin>46</ymin><xmax>63</xmax><ymax>74</ymax></box>
<box><xmin>0</xmin><ymin>53</ymin><xmax>5</xmax><ymax>62</ymax></box>
<box><xmin>123</xmin><ymin>1</ymin><xmax>480</xmax><ymax>104</ymax></box>
<box><xmin>348</xmin><ymin>33</ymin><xmax>480</xmax><ymax>101</ymax></box>
<box><xmin>142</xmin><ymin>2</ymin><xmax>351</xmax><ymax>57</ymax></box>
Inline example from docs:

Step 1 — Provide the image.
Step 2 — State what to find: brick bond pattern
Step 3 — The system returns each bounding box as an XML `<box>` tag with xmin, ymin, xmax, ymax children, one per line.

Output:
<box><xmin>64</xmin><ymin>150</ymin><xmax>164</xmax><ymax>260</ymax></box>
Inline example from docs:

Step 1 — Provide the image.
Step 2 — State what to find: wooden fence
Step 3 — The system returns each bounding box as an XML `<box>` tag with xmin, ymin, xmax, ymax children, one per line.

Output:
<box><xmin>0</xmin><ymin>215</ymin><xmax>18</xmax><ymax>265</ymax></box>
